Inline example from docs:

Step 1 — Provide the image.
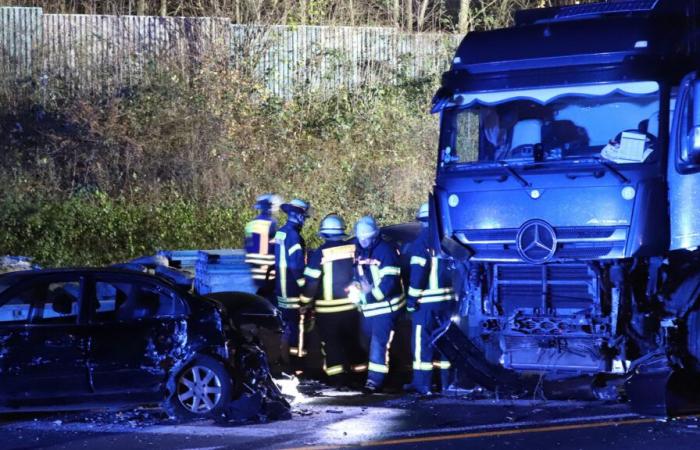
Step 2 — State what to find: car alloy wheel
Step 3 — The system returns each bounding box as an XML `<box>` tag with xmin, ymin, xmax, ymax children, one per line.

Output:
<box><xmin>177</xmin><ymin>365</ymin><xmax>223</xmax><ymax>414</ymax></box>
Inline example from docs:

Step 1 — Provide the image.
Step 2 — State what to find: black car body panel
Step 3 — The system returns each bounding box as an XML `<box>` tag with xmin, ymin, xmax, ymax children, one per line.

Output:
<box><xmin>0</xmin><ymin>268</ymin><xmax>286</xmax><ymax>414</ymax></box>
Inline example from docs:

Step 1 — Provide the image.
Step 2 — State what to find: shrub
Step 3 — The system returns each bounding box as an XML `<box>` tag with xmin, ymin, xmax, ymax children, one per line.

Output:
<box><xmin>0</xmin><ymin>62</ymin><xmax>438</xmax><ymax>266</ymax></box>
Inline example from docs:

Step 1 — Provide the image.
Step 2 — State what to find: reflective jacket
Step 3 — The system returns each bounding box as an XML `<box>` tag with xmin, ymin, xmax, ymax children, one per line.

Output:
<box><xmin>244</xmin><ymin>213</ymin><xmax>277</xmax><ymax>283</ymax></box>
<box><xmin>300</xmin><ymin>240</ymin><xmax>357</xmax><ymax>314</ymax></box>
<box><xmin>274</xmin><ymin>221</ymin><xmax>306</xmax><ymax>309</ymax></box>
<box><xmin>355</xmin><ymin>238</ymin><xmax>405</xmax><ymax>318</ymax></box>
<box><xmin>406</xmin><ymin>228</ymin><xmax>455</xmax><ymax>309</ymax></box>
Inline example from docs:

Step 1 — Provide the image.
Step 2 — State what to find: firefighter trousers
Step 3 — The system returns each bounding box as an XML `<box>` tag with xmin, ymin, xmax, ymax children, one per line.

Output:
<box><xmin>279</xmin><ymin>307</ymin><xmax>305</xmax><ymax>373</ymax></box>
<box><xmin>410</xmin><ymin>303</ymin><xmax>453</xmax><ymax>391</ymax></box>
<box><xmin>316</xmin><ymin>309</ymin><xmax>368</xmax><ymax>382</ymax></box>
<box><xmin>363</xmin><ymin>309</ymin><xmax>401</xmax><ymax>388</ymax></box>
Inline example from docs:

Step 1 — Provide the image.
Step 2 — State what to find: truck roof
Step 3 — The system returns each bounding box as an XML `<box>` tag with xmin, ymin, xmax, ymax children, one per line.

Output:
<box><xmin>441</xmin><ymin>0</ymin><xmax>698</xmax><ymax>95</ymax></box>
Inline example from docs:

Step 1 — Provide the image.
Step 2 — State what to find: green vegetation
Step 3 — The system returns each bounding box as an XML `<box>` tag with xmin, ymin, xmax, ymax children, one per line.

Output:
<box><xmin>0</xmin><ymin>62</ymin><xmax>438</xmax><ymax>266</ymax></box>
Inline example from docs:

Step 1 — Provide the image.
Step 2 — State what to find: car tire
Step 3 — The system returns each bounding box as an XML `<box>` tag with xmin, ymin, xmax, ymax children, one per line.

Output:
<box><xmin>165</xmin><ymin>354</ymin><xmax>233</xmax><ymax>420</ymax></box>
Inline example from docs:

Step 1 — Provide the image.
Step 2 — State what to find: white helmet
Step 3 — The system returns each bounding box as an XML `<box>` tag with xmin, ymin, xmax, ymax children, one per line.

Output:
<box><xmin>281</xmin><ymin>198</ymin><xmax>311</xmax><ymax>217</ymax></box>
<box><xmin>319</xmin><ymin>214</ymin><xmax>348</xmax><ymax>239</ymax></box>
<box><xmin>354</xmin><ymin>216</ymin><xmax>379</xmax><ymax>248</ymax></box>
<box><xmin>255</xmin><ymin>193</ymin><xmax>282</xmax><ymax>212</ymax></box>
<box><xmin>416</xmin><ymin>202</ymin><xmax>429</xmax><ymax>222</ymax></box>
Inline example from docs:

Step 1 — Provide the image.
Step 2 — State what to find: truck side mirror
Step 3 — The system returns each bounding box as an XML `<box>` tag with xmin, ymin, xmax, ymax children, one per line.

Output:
<box><xmin>688</xmin><ymin>79</ymin><xmax>700</xmax><ymax>164</ymax></box>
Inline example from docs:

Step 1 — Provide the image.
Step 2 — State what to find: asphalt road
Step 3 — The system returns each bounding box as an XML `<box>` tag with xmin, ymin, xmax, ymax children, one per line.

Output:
<box><xmin>2</xmin><ymin>384</ymin><xmax>700</xmax><ymax>450</ymax></box>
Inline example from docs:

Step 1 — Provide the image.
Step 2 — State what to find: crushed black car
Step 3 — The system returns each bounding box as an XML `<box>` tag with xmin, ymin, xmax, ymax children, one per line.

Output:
<box><xmin>0</xmin><ymin>268</ymin><xmax>290</xmax><ymax>422</ymax></box>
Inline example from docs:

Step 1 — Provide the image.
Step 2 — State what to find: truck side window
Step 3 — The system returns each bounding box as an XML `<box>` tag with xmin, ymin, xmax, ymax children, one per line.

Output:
<box><xmin>442</xmin><ymin>109</ymin><xmax>480</xmax><ymax>165</ymax></box>
<box><xmin>679</xmin><ymin>87</ymin><xmax>693</xmax><ymax>164</ymax></box>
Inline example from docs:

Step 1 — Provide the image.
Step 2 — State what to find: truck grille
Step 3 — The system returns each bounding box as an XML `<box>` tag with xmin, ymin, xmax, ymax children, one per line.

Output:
<box><xmin>456</xmin><ymin>226</ymin><xmax>627</xmax><ymax>262</ymax></box>
<box><xmin>494</xmin><ymin>263</ymin><xmax>597</xmax><ymax>315</ymax></box>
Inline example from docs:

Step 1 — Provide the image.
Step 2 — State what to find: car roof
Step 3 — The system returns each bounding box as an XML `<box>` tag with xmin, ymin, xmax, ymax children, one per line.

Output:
<box><xmin>0</xmin><ymin>267</ymin><xmax>178</xmax><ymax>286</ymax></box>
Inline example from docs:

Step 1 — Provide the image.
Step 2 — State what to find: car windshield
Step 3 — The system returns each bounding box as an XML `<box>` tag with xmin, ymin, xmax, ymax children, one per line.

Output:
<box><xmin>439</xmin><ymin>82</ymin><xmax>660</xmax><ymax>169</ymax></box>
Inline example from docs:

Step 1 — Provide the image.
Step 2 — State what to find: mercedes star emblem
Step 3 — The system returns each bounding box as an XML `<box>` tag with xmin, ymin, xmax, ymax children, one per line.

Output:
<box><xmin>516</xmin><ymin>220</ymin><xmax>557</xmax><ymax>264</ymax></box>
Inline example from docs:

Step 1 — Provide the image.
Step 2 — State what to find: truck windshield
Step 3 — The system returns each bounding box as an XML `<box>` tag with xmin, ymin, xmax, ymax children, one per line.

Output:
<box><xmin>439</xmin><ymin>85</ymin><xmax>660</xmax><ymax>168</ymax></box>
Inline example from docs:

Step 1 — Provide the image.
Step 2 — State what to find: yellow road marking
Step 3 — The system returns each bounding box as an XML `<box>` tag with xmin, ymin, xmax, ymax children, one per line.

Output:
<box><xmin>286</xmin><ymin>417</ymin><xmax>660</xmax><ymax>450</ymax></box>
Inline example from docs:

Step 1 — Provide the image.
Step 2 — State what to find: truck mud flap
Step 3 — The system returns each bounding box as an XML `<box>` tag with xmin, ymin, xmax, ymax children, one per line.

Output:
<box><xmin>626</xmin><ymin>368</ymin><xmax>700</xmax><ymax>417</ymax></box>
<box><xmin>432</xmin><ymin>322</ymin><xmax>522</xmax><ymax>393</ymax></box>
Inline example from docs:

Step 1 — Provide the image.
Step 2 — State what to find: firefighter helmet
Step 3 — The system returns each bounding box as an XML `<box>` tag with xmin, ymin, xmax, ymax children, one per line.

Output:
<box><xmin>281</xmin><ymin>198</ymin><xmax>311</xmax><ymax>217</ymax></box>
<box><xmin>319</xmin><ymin>214</ymin><xmax>348</xmax><ymax>239</ymax></box>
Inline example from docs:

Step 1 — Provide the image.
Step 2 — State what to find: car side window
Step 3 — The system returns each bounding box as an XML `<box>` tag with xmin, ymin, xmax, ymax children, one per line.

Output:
<box><xmin>94</xmin><ymin>280</ymin><xmax>186</xmax><ymax>322</ymax></box>
<box><xmin>0</xmin><ymin>291</ymin><xmax>33</xmax><ymax>323</ymax></box>
<box><xmin>0</xmin><ymin>280</ymin><xmax>81</xmax><ymax>324</ymax></box>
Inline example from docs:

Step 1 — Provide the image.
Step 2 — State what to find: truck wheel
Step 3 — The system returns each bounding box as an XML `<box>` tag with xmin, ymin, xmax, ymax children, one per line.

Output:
<box><xmin>165</xmin><ymin>355</ymin><xmax>233</xmax><ymax>420</ymax></box>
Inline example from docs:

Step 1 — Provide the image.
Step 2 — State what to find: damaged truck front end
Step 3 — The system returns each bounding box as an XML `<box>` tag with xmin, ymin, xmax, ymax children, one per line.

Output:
<box><xmin>432</xmin><ymin>0</ymin><xmax>700</xmax><ymax>415</ymax></box>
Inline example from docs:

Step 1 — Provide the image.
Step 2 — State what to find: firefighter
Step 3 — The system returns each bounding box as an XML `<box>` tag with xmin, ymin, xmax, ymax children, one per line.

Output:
<box><xmin>300</xmin><ymin>214</ymin><xmax>368</xmax><ymax>387</ymax></box>
<box><xmin>274</xmin><ymin>198</ymin><xmax>310</xmax><ymax>374</ymax></box>
<box><xmin>244</xmin><ymin>194</ymin><xmax>282</xmax><ymax>296</ymax></box>
<box><xmin>348</xmin><ymin>216</ymin><xmax>405</xmax><ymax>394</ymax></box>
<box><xmin>404</xmin><ymin>202</ymin><xmax>456</xmax><ymax>395</ymax></box>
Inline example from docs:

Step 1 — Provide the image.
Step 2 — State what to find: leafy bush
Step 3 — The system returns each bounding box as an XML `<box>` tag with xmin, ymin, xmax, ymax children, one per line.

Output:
<box><xmin>0</xmin><ymin>61</ymin><xmax>438</xmax><ymax>266</ymax></box>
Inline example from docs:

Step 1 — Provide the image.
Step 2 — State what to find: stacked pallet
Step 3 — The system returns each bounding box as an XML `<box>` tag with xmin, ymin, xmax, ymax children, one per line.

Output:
<box><xmin>194</xmin><ymin>249</ymin><xmax>257</xmax><ymax>295</ymax></box>
<box><xmin>156</xmin><ymin>250</ymin><xmax>200</xmax><ymax>273</ymax></box>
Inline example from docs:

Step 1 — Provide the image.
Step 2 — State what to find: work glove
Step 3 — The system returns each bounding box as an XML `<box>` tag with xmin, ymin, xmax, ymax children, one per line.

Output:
<box><xmin>346</xmin><ymin>282</ymin><xmax>366</xmax><ymax>306</ymax></box>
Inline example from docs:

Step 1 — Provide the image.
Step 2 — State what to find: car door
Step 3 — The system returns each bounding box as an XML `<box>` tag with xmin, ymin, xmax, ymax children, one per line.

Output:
<box><xmin>0</xmin><ymin>275</ymin><xmax>90</xmax><ymax>402</ymax></box>
<box><xmin>86</xmin><ymin>274</ymin><xmax>189</xmax><ymax>397</ymax></box>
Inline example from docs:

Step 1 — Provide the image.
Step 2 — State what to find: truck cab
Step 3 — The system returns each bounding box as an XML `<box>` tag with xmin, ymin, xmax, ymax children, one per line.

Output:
<box><xmin>433</xmin><ymin>0</ymin><xmax>700</xmax><ymax>409</ymax></box>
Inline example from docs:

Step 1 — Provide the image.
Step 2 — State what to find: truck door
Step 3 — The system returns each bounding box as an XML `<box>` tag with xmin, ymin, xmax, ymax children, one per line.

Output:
<box><xmin>669</xmin><ymin>72</ymin><xmax>700</xmax><ymax>250</ymax></box>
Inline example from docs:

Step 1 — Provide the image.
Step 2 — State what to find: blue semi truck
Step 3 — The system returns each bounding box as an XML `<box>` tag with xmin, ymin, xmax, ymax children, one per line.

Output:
<box><xmin>431</xmin><ymin>0</ymin><xmax>700</xmax><ymax>414</ymax></box>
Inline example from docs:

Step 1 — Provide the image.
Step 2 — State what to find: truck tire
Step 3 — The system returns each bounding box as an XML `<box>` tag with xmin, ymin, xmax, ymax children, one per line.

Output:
<box><xmin>165</xmin><ymin>354</ymin><xmax>234</xmax><ymax>420</ymax></box>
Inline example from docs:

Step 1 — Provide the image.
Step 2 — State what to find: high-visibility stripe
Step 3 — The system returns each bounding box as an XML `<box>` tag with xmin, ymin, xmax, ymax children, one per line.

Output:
<box><xmin>289</xmin><ymin>243</ymin><xmax>302</xmax><ymax>256</ymax></box>
<box><xmin>279</xmin><ymin>263</ymin><xmax>287</xmax><ymax>298</ymax></box>
<box><xmin>433</xmin><ymin>361</ymin><xmax>451</xmax><ymax>369</ymax></box>
<box><xmin>323</xmin><ymin>262</ymin><xmax>333</xmax><ymax>301</ymax></box>
<box><xmin>414</xmin><ymin>324</ymin><xmax>422</xmax><ymax>370</ymax></box>
<box><xmin>421</xmin><ymin>287</ymin><xmax>454</xmax><ymax>295</ymax></box>
<box><xmin>304</xmin><ymin>267</ymin><xmax>322</xmax><ymax>279</ymax></box>
<box><xmin>246</xmin><ymin>258</ymin><xmax>275</xmax><ymax>266</ymax></box>
<box><xmin>316</xmin><ymin>303</ymin><xmax>358</xmax><ymax>313</ymax></box>
<box><xmin>379</xmin><ymin>266</ymin><xmax>401</xmax><ymax>277</ymax></box>
<box><xmin>363</xmin><ymin>299</ymin><xmax>406</xmax><ymax>317</ymax></box>
<box><xmin>351</xmin><ymin>364</ymin><xmax>368</xmax><ymax>373</ymax></box>
<box><xmin>371</xmin><ymin>286</ymin><xmax>385</xmax><ymax>301</ymax></box>
<box><xmin>362</xmin><ymin>296</ymin><xmax>405</xmax><ymax>310</ymax></box>
<box><xmin>325</xmin><ymin>365</ymin><xmax>345</xmax><ymax>376</ymax></box>
<box><xmin>429</xmin><ymin>257</ymin><xmax>439</xmax><ymax>290</ymax></box>
<box><xmin>368</xmin><ymin>362</ymin><xmax>389</xmax><ymax>374</ymax></box>
<box><xmin>386</xmin><ymin>330</ymin><xmax>395</xmax><ymax>368</ymax></box>
<box><xmin>289</xmin><ymin>347</ymin><xmax>308</xmax><ymax>356</ymax></box>
<box><xmin>321</xmin><ymin>244</ymin><xmax>356</xmax><ymax>264</ymax></box>
<box><xmin>300</xmin><ymin>295</ymin><xmax>313</xmax><ymax>305</ymax></box>
<box><xmin>408</xmin><ymin>287</ymin><xmax>423</xmax><ymax>298</ymax></box>
<box><xmin>245</xmin><ymin>253</ymin><xmax>275</xmax><ymax>264</ymax></box>
<box><xmin>315</xmin><ymin>298</ymin><xmax>353</xmax><ymax>306</ymax></box>
<box><xmin>370</xmin><ymin>265</ymin><xmax>382</xmax><ymax>283</ymax></box>
<box><xmin>410</xmin><ymin>256</ymin><xmax>427</xmax><ymax>267</ymax></box>
<box><xmin>418</xmin><ymin>294</ymin><xmax>455</xmax><ymax>304</ymax></box>
<box><xmin>413</xmin><ymin>362</ymin><xmax>434</xmax><ymax>371</ymax></box>
<box><xmin>278</xmin><ymin>297</ymin><xmax>300</xmax><ymax>309</ymax></box>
